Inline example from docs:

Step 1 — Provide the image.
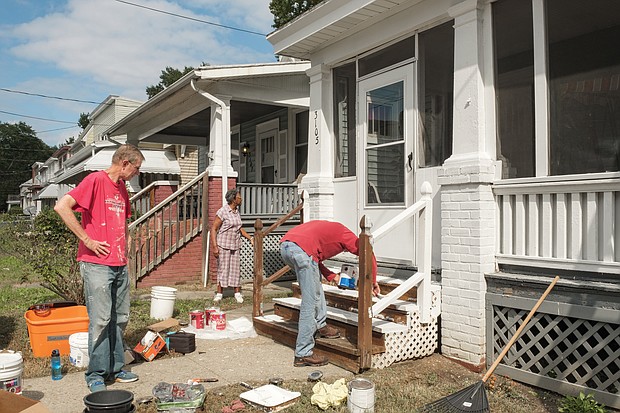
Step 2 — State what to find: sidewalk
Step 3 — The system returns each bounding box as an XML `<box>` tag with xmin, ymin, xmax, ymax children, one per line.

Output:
<box><xmin>20</xmin><ymin>284</ymin><xmax>353</xmax><ymax>413</ymax></box>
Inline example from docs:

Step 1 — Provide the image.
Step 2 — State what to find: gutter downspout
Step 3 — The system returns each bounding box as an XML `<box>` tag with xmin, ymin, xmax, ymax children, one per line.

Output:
<box><xmin>191</xmin><ymin>78</ymin><xmax>228</xmax><ymax>205</ymax></box>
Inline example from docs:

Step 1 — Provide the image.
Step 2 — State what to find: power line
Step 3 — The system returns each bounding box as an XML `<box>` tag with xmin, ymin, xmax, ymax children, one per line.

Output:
<box><xmin>36</xmin><ymin>126</ymin><xmax>79</xmax><ymax>134</ymax></box>
<box><xmin>113</xmin><ymin>0</ymin><xmax>267</xmax><ymax>36</ymax></box>
<box><xmin>0</xmin><ymin>88</ymin><xmax>143</xmax><ymax>109</ymax></box>
<box><xmin>0</xmin><ymin>110</ymin><xmax>75</xmax><ymax>124</ymax></box>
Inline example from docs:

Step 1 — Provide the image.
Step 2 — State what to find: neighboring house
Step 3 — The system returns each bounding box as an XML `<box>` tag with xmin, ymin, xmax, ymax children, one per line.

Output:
<box><xmin>267</xmin><ymin>0</ymin><xmax>619</xmax><ymax>408</ymax></box>
<box><xmin>104</xmin><ymin>61</ymin><xmax>311</xmax><ymax>287</ymax></box>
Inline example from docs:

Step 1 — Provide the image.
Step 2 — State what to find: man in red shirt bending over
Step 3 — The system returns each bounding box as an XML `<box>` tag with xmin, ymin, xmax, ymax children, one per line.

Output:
<box><xmin>280</xmin><ymin>220</ymin><xmax>379</xmax><ymax>367</ymax></box>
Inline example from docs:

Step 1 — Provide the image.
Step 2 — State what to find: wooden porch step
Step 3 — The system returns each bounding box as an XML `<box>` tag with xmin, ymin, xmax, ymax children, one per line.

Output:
<box><xmin>291</xmin><ymin>282</ymin><xmax>417</xmax><ymax>325</ymax></box>
<box><xmin>273</xmin><ymin>297</ymin><xmax>408</xmax><ymax>334</ymax></box>
<box><xmin>253</xmin><ymin>313</ymin><xmax>386</xmax><ymax>373</ymax></box>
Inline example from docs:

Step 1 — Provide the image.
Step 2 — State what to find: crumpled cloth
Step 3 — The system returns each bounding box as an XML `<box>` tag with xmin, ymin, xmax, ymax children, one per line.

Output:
<box><xmin>310</xmin><ymin>378</ymin><xmax>348</xmax><ymax>410</ymax></box>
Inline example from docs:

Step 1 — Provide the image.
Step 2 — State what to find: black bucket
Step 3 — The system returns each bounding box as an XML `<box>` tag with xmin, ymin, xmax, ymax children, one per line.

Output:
<box><xmin>83</xmin><ymin>389</ymin><xmax>134</xmax><ymax>413</ymax></box>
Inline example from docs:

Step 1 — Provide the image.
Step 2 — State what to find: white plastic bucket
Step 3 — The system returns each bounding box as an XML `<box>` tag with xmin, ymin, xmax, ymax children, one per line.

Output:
<box><xmin>0</xmin><ymin>350</ymin><xmax>23</xmax><ymax>395</ymax></box>
<box><xmin>69</xmin><ymin>332</ymin><xmax>89</xmax><ymax>367</ymax></box>
<box><xmin>150</xmin><ymin>286</ymin><xmax>178</xmax><ymax>320</ymax></box>
<box><xmin>347</xmin><ymin>378</ymin><xmax>375</xmax><ymax>413</ymax></box>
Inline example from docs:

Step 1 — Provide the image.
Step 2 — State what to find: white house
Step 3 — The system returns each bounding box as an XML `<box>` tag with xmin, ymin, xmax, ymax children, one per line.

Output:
<box><xmin>267</xmin><ymin>0</ymin><xmax>620</xmax><ymax>407</ymax></box>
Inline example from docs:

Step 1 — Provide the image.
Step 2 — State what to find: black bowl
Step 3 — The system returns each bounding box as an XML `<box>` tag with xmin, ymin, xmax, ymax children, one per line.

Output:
<box><xmin>83</xmin><ymin>389</ymin><xmax>134</xmax><ymax>413</ymax></box>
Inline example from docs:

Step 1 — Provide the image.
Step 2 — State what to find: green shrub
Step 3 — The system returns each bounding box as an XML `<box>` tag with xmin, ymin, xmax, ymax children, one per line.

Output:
<box><xmin>18</xmin><ymin>208</ymin><xmax>84</xmax><ymax>304</ymax></box>
<box><xmin>558</xmin><ymin>392</ymin><xmax>606</xmax><ymax>413</ymax></box>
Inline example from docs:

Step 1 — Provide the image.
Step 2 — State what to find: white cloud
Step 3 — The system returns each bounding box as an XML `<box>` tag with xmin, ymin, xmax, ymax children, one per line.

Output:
<box><xmin>8</xmin><ymin>0</ymin><xmax>275</xmax><ymax>97</ymax></box>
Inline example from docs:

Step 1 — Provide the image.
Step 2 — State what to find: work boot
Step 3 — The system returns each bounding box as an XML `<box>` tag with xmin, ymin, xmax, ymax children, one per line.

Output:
<box><xmin>317</xmin><ymin>325</ymin><xmax>340</xmax><ymax>339</ymax></box>
<box><xmin>294</xmin><ymin>353</ymin><xmax>329</xmax><ymax>367</ymax></box>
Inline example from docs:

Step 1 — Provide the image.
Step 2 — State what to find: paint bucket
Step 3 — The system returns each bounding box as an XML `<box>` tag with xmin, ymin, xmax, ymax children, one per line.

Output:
<box><xmin>347</xmin><ymin>378</ymin><xmax>375</xmax><ymax>413</ymax></box>
<box><xmin>69</xmin><ymin>332</ymin><xmax>89</xmax><ymax>367</ymax></box>
<box><xmin>0</xmin><ymin>350</ymin><xmax>23</xmax><ymax>395</ymax></box>
<box><xmin>83</xmin><ymin>389</ymin><xmax>134</xmax><ymax>413</ymax></box>
<box><xmin>189</xmin><ymin>310</ymin><xmax>205</xmax><ymax>329</ymax></box>
<box><xmin>205</xmin><ymin>307</ymin><xmax>219</xmax><ymax>326</ymax></box>
<box><xmin>149</xmin><ymin>286</ymin><xmax>177</xmax><ymax>320</ymax></box>
<box><xmin>210</xmin><ymin>311</ymin><xmax>226</xmax><ymax>331</ymax></box>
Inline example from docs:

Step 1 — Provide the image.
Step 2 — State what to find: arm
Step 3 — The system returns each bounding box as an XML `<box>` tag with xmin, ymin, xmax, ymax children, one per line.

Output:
<box><xmin>240</xmin><ymin>227</ymin><xmax>253</xmax><ymax>244</ymax></box>
<box><xmin>54</xmin><ymin>194</ymin><xmax>110</xmax><ymax>257</ymax></box>
<box><xmin>210</xmin><ymin>216</ymin><xmax>223</xmax><ymax>258</ymax></box>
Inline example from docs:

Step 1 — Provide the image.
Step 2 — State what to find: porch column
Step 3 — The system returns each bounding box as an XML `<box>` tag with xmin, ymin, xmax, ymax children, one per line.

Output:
<box><xmin>301</xmin><ymin>64</ymin><xmax>334</xmax><ymax>220</ymax></box>
<box><xmin>438</xmin><ymin>0</ymin><xmax>497</xmax><ymax>369</ymax></box>
<box><xmin>204</xmin><ymin>96</ymin><xmax>238</xmax><ymax>281</ymax></box>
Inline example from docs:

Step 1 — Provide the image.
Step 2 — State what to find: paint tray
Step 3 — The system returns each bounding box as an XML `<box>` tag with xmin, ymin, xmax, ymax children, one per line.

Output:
<box><xmin>239</xmin><ymin>384</ymin><xmax>301</xmax><ymax>412</ymax></box>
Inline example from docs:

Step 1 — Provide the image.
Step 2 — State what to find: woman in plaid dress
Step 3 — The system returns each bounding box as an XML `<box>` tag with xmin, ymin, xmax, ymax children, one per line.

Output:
<box><xmin>211</xmin><ymin>188</ymin><xmax>253</xmax><ymax>303</ymax></box>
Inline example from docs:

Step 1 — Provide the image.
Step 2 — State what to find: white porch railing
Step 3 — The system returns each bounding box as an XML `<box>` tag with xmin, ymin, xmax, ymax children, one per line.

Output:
<box><xmin>370</xmin><ymin>181</ymin><xmax>433</xmax><ymax>323</ymax></box>
<box><xmin>237</xmin><ymin>183</ymin><xmax>300</xmax><ymax>221</ymax></box>
<box><xmin>493</xmin><ymin>174</ymin><xmax>620</xmax><ymax>274</ymax></box>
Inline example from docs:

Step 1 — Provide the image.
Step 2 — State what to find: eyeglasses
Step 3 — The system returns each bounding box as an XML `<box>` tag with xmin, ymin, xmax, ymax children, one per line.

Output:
<box><xmin>126</xmin><ymin>160</ymin><xmax>141</xmax><ymax>172</ymax></box>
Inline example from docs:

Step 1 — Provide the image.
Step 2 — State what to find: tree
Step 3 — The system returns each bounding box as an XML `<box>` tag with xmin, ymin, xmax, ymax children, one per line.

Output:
<box><xmin>269</xmin><ymin>0</ymin><xmax>323</xmax><ymax>28</ymax></box>
<box><xmin>146</xmin><ymin>66</ymin><xmax>195</xmax><ymax>99</ymax></box>
<box><xmin>78</xmin><ymin>112</ymin><xmax>90</xmax><ymax>129</ymax></box>
<box><xmin>0</xmin><ymin>122</ymin><xmax>55</xmax><ymax>212</ymax></box>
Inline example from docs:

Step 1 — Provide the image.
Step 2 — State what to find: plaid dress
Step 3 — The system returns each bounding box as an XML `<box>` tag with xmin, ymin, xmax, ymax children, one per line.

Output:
<box><xmin>215</xmin><ymin>205</ymin><xmax>243</xmax><ymax>287</ymax></box>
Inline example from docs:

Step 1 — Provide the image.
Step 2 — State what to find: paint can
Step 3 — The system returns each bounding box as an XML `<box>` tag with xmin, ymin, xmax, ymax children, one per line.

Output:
<box><xmin>0</xmin><ymin>350</ymin><xmax>23</xmax><ymax>395</ymax></box>
<box><xmin>205</xmin><ymin>307</ymin><xmax>219</xmax><ymax>326</ymax></box>
<box><xmin>338</xmin><ymin>274</ymin><xmax>353</xmax><ymax>289</ymax></box>
<box><xmin>210</xmin><ymin>311</ymin><xmax>227</xmax><ymax>331</ymax></box>
<box><xmin>347</xmin><ymin>378</ymin><xmax>375</xmax><ymax>413</ymax></box>
<box><xmin>189</xmin><ymin>310</ymin><xmax>205</xmax><ymax>329</ymax></box>
<box><xmin>69</xmin><ymin>332</ymin><xmax>89</xmax><ymax>367</ymax></box>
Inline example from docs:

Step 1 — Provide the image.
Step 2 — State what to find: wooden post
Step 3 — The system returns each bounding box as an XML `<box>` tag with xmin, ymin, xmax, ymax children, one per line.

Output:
<box><xmin>253</xmin><ymin>219</ymin><xmax>264</xmax><ymax>317</ymax></box>
<box><xmin>358</xmin><ymin>216</ymin><xmax>373</xmax><ymax>371</ymax></box>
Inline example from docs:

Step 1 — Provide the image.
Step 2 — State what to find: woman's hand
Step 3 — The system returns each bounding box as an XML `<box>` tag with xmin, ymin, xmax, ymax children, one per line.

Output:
<box><xmin>213</xmin><ymin>246</ymin><xmax>219</xmax><ymax>258</ymax></box>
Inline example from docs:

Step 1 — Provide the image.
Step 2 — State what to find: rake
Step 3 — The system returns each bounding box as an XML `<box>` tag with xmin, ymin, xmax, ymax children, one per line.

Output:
<box><xmin>419</xmin><ymin>275</ymin><xmax>560</xmax><ymax>413</ymax></box>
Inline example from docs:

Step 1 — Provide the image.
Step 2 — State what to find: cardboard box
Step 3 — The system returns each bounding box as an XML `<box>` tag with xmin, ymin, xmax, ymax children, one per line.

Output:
<box><xmin>0</xmin><ymin>391</ymin><xmax>52</xmax><ymax>413</ymax></box>
<box><xmin>134</xmin><ymin>331</ymin><xmax>167</xmax><ymax>362</ymax></box>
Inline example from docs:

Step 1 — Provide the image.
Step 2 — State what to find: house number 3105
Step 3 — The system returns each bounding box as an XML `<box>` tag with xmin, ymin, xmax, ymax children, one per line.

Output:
<box><xmin>314</xmin><ymin>111</ymin><xmax>319</xmax><ymax>144</ymax></box>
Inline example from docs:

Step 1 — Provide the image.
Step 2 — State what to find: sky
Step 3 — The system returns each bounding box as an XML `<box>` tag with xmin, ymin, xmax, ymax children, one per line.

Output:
<box><xmin>0</xmin><ymin>0</ymin><xmax>276</xmax><ymax>147</ymax></box>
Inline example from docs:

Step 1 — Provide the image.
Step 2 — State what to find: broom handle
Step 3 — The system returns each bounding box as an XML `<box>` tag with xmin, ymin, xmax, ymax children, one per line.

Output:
<box><xmin>482</xmin><ymin>275</ymin><xmax>560</xmax><ymax>383</ymax></box>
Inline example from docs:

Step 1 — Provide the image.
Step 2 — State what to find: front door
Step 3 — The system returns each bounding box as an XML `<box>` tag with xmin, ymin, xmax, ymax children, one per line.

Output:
<box><xmin>358</xmin><ymin>65</ymin><xmax>416</xmax><ymax>263</ymax></box>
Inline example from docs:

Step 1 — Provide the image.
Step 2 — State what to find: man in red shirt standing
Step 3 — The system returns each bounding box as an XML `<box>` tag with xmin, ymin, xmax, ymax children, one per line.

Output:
<box><xmin>280</xmin><ymin>220</ymin><xmax>379</xmax><ymax>367</ymax></box>
<box><xmin>55</xmin><ymin>144</ymin><xmax>144</xmax><ymax>392</ymax></box>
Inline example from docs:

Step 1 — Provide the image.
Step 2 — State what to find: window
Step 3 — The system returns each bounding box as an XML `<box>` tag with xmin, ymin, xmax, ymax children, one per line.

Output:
<box><xmin>493</xmin><ymin>0</ymin><xmax>535</xmax><ymax>178</ymax></box>
<box><xmin>295</xmin><ymin>110</ymin><xmax>308</xmax><ymax>178</ymax></box>
<box><xmin>358</xmin><ymin>36</ymin><xmax>415</xmax><ymax>78</ymax></box>
<box><xmin>333</xmin><ymin>63</ymin><xmax>357</xmax><ymax>178</ymax></box>
<box><xmin>493</xmin><ymin>0</ymin><xmax>620</xmax><ymax>177</ymax></box>
<box><xmin>366</xmin><ymin>81</ymin><xmax>405</xmax><ymax>204</ymax></box>
<box><xmin>418</xmin><ymin>21</ymin><xmax>454</xmax><ymax>167</ymax></box>
<box><xmin>548</xmin><ymin>0</ymin><xmax>620</xmax><ymax>175</ymax></box>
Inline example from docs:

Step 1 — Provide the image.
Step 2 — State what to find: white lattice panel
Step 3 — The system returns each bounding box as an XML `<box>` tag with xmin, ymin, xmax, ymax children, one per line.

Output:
<box><xmin>240</xmin><ymin>233</ymin><xmax>293</xmax><ymax>282</ymax></box>
<box><xmin>372</xmin><ymin>288</ymin><xmax>440</xmax><ymax>369</ymax></box>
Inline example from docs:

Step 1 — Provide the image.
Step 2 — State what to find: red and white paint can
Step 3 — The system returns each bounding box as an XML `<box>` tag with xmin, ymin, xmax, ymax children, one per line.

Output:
<box><xmin>205</xmin><ymin>307</ymin><xmax>219</xmax><ymax>326</ymax></box>
<box><xmin>190</xmin><ymin>310</ymin><xmax>205</xmax><ymax>329</ymax></box>
<box><xmin>210</xmin><ymin>311</ymin><xmax>226</xmax><ymax>331</ymax></box>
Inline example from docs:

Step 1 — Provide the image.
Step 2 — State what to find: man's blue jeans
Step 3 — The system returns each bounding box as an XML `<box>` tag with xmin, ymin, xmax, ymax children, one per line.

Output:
<box><xmin>80</xmin><ymin>262</ymin><xmax>130</xmax><ymax>384</ymax></box>
<box><xmin>280</xmin><ymin>241</ymin><xmax>327</xmax><ymax>358</ymax></box>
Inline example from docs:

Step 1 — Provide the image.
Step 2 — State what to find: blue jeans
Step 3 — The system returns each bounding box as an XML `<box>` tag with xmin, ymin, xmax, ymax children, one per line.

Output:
<box><xmin>80</xmin><ymin>262</ymin><xmax>130</xmax><ymax>384</ymax></box>
<box><xmin>280</xmin><ymin>241</ymin><xmax>327</xmax><ymax>357</ymax></box>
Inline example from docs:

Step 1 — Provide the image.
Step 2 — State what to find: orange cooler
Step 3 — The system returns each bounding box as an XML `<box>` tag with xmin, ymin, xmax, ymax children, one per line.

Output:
<box><xmin>24</xmin><ymin>306</ymin><xmax>89</xmax><ymax>357</ymax></box>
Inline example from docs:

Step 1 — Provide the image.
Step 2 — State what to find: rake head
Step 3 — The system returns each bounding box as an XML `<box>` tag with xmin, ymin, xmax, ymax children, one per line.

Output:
<box><xmin>418</xmin><ymin>381</ymin><xmax>489</xmax><ymax>413</ymax></box>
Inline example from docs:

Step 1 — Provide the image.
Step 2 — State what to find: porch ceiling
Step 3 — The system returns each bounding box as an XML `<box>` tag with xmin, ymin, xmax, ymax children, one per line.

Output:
<box><xmin>141</xmin><ymin>100</ymin><xmax>285</xmax><ymax>145</ymax></box>
<box><xmin>267</xmin><ymin>0</ymin><xmax>417</xmax><ymax>59</ymax></box>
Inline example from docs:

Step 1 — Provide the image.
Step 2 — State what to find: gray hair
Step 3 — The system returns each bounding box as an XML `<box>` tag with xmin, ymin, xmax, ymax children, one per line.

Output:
<box><xmin>225</xmin><ymin>188</ymin><xmax>240</xmax><ymax>204</ymax></box>
<box><xmin>112</xmin><ymin>144</ymin><xmax>144</xmax><ymax>165</ymax></box>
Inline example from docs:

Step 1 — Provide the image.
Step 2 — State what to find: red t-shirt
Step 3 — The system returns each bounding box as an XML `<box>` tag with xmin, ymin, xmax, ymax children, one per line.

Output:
<box><xmin>68</xmin><ymin>171</ymin><xmax>131</xmax><ymax>266</ymax></box>
<box><xmin>281</xmin><ymin>220</ymin><xmax>377</xmax><ymax>282</ymax></box>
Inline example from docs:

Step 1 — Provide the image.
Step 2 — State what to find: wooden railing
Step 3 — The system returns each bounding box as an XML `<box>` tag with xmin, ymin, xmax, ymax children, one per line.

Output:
<box><xmin>130</xmin><ymin>181</ymin><xmax>179</xmax><ymax>217</ymax></box>
<box><xmin>127</xmin><ymin>172</ymin><xmax>208</xmax><ymax>284</ymax></box>
<box><xmin>493</xmin><ymin>174</ymin><xmax>620</xmax><ymax>274</ymax></box>
<box><xmin>252</xmin><ymin>192</ymin><xmax>305</xmax><ymax>317</ymax></box>
<box><xmin>238</xmin><ymin>183</ymin><xmax>300</xmax><ymax>222</ymax></box>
